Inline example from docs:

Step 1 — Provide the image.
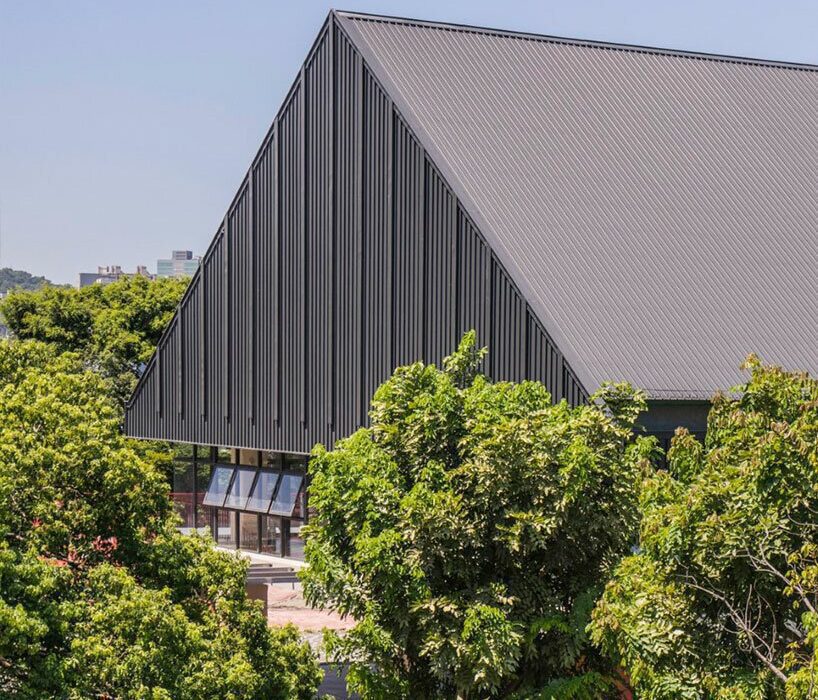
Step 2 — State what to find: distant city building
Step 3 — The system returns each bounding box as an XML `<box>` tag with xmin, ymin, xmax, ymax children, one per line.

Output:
<box><xmin>156</xmin><ymin>250</ymin><xmax>200</xmax><ymax>279</ymax></box>
<box><xmin>79</xmin><ymin>265</ymin><xmax>154</xmax><ymax>288</ymax></box>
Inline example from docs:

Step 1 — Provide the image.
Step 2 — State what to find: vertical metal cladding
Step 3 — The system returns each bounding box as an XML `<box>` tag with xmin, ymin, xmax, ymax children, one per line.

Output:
<box><xmin>230</xmin><ymin>183</ymin><xmax>250</xmax><ymax>446</ymax></box>
<box><xmin>392</xmin><ymin>114</ymin><xmax>424</xmax><ymax>368</ymax></box>
<box><xmin>491</xmin><ymin>264</ymin><xmax>526</xmax><ymax>383</ymax></box>
<box><xmin>280</xmin><ymin>84</ymin><xmax>303</xmax><ymax>449</ymax></box>
<box><xmin>334</xmin><ymin>24</ymin><xmax>362</xmax><ymax>441</ymax></box>
<box><xmin>124</xmin><ymin>14</ymin><xmax>588</xmax><ymax>452</ymax></box>
<box><xmin>456</xmin><ymin>212</ymin><xmax>491</xmax><ymax>349</ymax></box>
<box><xmin>306</xmin><ymin>28</ymin><xmax>332</xmax><ymax>445</ymax></box>
<box><xmin>424</xmin><ymin>163</ymin><xmax>457</xmax><ymax>365</ymax></box>
<box><xmin>362</xmin><ymin>69</ymin><xmax>391</xmax><ymax>422</ymax></box>
<box><xmin>253</xmin><ymin>139</ymin><xmax>267</xmax><ymax>438</ymax></box>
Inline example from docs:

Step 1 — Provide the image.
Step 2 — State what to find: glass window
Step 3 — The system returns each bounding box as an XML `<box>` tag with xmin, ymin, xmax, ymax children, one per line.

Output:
<box><xmin>172</xmin><ymin>461</ymin><xmax>194</xmax><ymax>493</ymax></box>
<box><xmin>245</xmin><ymin>470</ymin><xmax>280</xmax><ymax>513</ymax></box>
<box><xmin>171</xmin><ymin>463</ymin><xmax>195</xmax><ymax>529</ymax></box>
<box><xmin>293</xmin><ymin>485</ymin><xmax>307</xmax><ymax>521</ymax></box>
<box><xmin>173</xmin><ymin>443</ymin><xmax>196</xmax><ymax>461</ymax></box>
<box><xmin>284</xmin><ymin>518</ymin><xmax>305</xmax><ymax>560</ymax></box>
<box><xmin>284</xmin><ymin>454</ymin><xmax>307</xmax><ymax>469</ymax></box>
<box><xmin>263</xmin><ymin>452</ymin><xmax>283</xmax><ymax>469</ymax></box>
<box><xmin>239</xmin><ymin>513</ymin><xmax>260</xmax><ymax>551</ymax></box>
<box><xmin>195</xmin><ymin>463</ymin><xmax>212</xmax><ymax>528</ymax></box>
<box><xmin>202</xmin><ymin>466</ymin><xmax>234</xmax><ymax>507</ymax></box>
<box><xmin>214</xmin><ymin>509</ymin><xmax>235</xmax><ymax>546</ymax></box>
<box><xmin>223</xmin><ymin>467</ymin><xmax>257</xmax><ymax>510</ymax></box>
<box><xmin>261</xmin><ymin>516</ymin><xmax>281</xmax><ymax>555</ymax></box>
<box><xmin>269</xmin><ymin>473</ymin><xmax>304</xmax><ymax>516</ymax></box>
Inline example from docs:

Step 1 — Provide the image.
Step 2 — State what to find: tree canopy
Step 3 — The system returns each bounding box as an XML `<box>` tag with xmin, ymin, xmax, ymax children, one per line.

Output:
<box><xmin>302</xmin><ymin>332</ymin><xmax>653</xmax><ymax>698</ymax></box>
<box><xmin>0</xmin><ymin>275</ymin><xmax>186</xmax><ymax>403</ymax></box>
<box><xmin>591</xmin><ymin>357</ymin><xmax>818</xmax><ymax>699</ymax></box>
<box><xmin>0</xmin><ymin>340</ymin><xmax>320</xmax><ymax>698</ymax></box>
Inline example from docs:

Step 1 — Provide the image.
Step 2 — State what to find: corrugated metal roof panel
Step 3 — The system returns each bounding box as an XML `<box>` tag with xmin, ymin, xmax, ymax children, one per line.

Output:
<box><xmin>337</xmin><ymin>12</ymin><xmax>818</xmax><ymax>397</ymax></box>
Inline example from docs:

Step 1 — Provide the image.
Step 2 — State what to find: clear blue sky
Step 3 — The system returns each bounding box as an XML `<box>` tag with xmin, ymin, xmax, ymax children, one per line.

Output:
<box><xmin>2</xmin><ymin>0</ymin><xmax>817</xmax><ymax>285</ymax></box>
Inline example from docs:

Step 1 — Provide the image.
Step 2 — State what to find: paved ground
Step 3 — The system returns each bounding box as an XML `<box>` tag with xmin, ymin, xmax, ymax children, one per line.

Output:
<box><xmin>264</xmin><ymin>583</ymin><xmax>356</xmax><ymax>698</ymax></box>
<box><xmin>266</xmin><ymin>584</ymin><xmax>354</xmax><ymax>638</ymax></box>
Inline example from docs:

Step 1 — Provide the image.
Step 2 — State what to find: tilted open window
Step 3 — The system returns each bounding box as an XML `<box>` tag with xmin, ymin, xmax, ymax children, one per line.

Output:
<box><xmin>202</xmin><ymin>465</ymin><xmax>234</xmax><ymax>507</ymax></box>
<box><xmin>223</xmin><ymin>467</ymin><xmax>258</xmax><ymax>510</ymax></box>
<box><xmin>245</xmin><ymin>470</ymin><xmax>281</xmax><ymax>513</ymax></box>
<box><xmin>202</xmin><ymin>464</ymin><xmax>304</xmax><ymax>516</ymax></box>
<box><xmin>269</xmin><ymin>473</ymin><xmax>304</xmax><ymax>517</ymax></box>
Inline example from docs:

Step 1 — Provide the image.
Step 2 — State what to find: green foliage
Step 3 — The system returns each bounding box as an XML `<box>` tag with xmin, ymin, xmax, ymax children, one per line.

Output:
<box><xmin>0</xmin><ymin>275</ymin><xmax>186</xmax><ymax>403</ymax></box>
<box><xmin>0</xmin><ymin>267</ymin><xmax>58</xmax><ymax>295</ymax></box>
<box><xmin>0</xmin><ymin>341</ymin><xmax>320</xmax><ymax>698</ymax></box>
<box><xmin>523</xmin><ymin>671</ymin><xmax>612</xmax><ymax>700</ymax></box>
<box><xmin>303</xmin><ymin>331</ymin><xmax>652</xmax><ymax>698</ymax></box>
<box><xmin>591</xmin><ymin>359</ymin><xmax>818</xmax><ymax>699</ymax></box>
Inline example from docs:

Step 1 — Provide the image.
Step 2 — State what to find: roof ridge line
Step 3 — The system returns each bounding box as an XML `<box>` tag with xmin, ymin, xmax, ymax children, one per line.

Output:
<box><xmin>334</xmin><ymin>9</ymin><xmax>818</xmax><ymax>74</ymax></box>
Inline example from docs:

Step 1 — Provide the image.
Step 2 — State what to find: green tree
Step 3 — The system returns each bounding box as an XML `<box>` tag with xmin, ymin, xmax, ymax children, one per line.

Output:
<box><xmin>0</xmin><ymin>340</ymin><xmax>320</xmax><ymax>698</ymax></box>
<box><xmin>591</xmin><ymin>358</ymin><xmax>818</xmax><ymax>699</ymax></box>
<box><xmin>0</xmin><ymin>267</ymin><xmax>57</xmax><ymax>295</ymax></box>
<box><xmin>302</xmin><ymin>332</ymin><xmax>653</xmax><ymax>699</ymax></box>
<box><xmin>0</xmin><ymin>275</ymin><xmax>186</xmax><ymax>403</ymax></box>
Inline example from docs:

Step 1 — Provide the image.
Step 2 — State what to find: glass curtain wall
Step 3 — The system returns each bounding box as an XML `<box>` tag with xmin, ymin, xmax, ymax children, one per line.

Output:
<box><xmin>175</xmin><ymin>447</ymin><xmax>309</xmax><ymax>560</ymax></box>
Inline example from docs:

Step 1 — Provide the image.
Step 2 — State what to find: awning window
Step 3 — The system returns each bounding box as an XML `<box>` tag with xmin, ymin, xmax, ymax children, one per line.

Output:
<box><xmin>202</xmin><ymin>465</ymin><xmax>305</xmax><ymax>516</ymax></box>
<box><xmin>269</xmin><ymin>473</ymin><xmax>304</xmax><ymax>517</ymax></box>
<box><xmin>223</xmin><ymin>467</ymin><xmax>258</xmax><ymax>510</ymax></box>
<box><xmin>202</xmin><ymin>465</ymin><xmax>234</xmax><ymax>507</ymax></box>
<box><xmin>245</xmin><ymin>470</ymin><xmax>281</xmax><ymax>513</ymax></box>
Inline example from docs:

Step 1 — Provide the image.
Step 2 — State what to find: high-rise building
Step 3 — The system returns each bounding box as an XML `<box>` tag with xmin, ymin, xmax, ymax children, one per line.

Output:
<box><xmin>156</xmin><ymin>250</ymin><xmax>200</xmax><ymax>279</ymax></box>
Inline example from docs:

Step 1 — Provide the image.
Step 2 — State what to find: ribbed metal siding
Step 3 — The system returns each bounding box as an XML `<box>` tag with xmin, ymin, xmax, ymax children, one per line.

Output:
<box><xmin>424</xmin><ymin>163</ymin><xmax>457</xmax><ymax>365</ymax></box>
<box><xmin>306</xmin><ymin>29</ymin><xmax>332</xmax><ymax>439</ymax></box>
<box><xmin>456</xmin><ymin>213</ymin><xmax>490</xmax><ymax>353</ymax></box>
<box><xmin>392</xmin><ymin>115</ymin><xmax>424</xmax><ymax>368</ymax></box>
<box><xmin>280</xmin><ymin>84</ymin><xmax>304</xmax><ymax>448</ymax></box>
<box><xmin>334</xmin><ymin>26</ymin><xmax>362</xmax><ymax>441</ymax></box>
<box><xmin>362</xmin><ymin>70</ymin><xmax>392</xmax><ymax>423</ymax></box>
<box><xmin>124</xmin><ymin>15</ymin><xmax>586</xmax><ymax>452</ymax></box>
<box><xmin>255</xmin><ymin>130</ymin><xmax>276</xmax><ymax>440</ymax></box>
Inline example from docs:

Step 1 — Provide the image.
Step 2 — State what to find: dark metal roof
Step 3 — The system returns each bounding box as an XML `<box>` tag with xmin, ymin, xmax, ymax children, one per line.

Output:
<box><xmin>336</xmin><ymin>11</ymin><xmax>818</xmax><ymax>399</ymax></box>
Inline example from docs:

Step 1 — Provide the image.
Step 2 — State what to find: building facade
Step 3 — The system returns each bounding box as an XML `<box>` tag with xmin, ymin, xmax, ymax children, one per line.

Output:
<box><xmin>169</xmin><ymin>446</ymin><xmax>307</xmax><ymax>558</ymax></box>
<box><xmin>156</xmin><ymin>250</ymin><xmax>201</xmax><ymax>279</ymax></box>
<box><xmin>125</xmin><ymin>12</ymin><xmax>818</xmax><ymax>560</ymax></box>
<box><xmin>79</xmin><ymin>265</ymin><xmax>153</xmax><ymax>288</ymax></box>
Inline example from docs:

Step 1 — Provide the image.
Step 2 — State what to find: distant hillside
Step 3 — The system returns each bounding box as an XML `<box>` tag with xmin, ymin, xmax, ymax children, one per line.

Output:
<box><xmin>0</xmin><ymin>267</ymin><xmax>55</xmax><ymax>295</ymax></box>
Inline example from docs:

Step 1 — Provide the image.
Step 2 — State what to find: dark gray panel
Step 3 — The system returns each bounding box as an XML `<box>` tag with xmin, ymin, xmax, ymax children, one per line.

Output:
<box><xmin>306</xmin><ymin>28</ymin><xmax>333</xmax><ymax>446</ymax></box>
<box><xmin>491</xmin><ymin>262</ymin><xmax>525</xmax><ymax>383</ymax></box>
<box><xmin>424</xmin><ymin>163</ymin><xmax>457</xmax><ymax>365</ymax></box>
<box><xmin>392</xmin><ymin>115</ymin><xmax>424</xmax><ymax>368</ymax></box>
<box><xmin>638</xmin><ymin>401</ymin><xmax>710</xmax><ymax>434</ymax></box>
<box><xmin>253</xmin><ymin>134</ymin><xmax>276</xmax><ymax>438</ymax></box>
<box><xmin>456</xmin><ymin>211</ymin><xmax>490</xmax><ymax>349</ymax></box>
<box><xmin>206</xmin><ymin>229</ymin><xmax>226</xmax><ymax>441</ymax></box>
<box><xmin>362</xmin><ymin>69</ymin><xmax>391</xmax><ymax>421</ymax></box>
<box><xmin>280</xmin><ymin>85</ymin><xmax>304</xmax><ymax>449</ymax></box>
<box><xmin>333</xmin><ymin>24</ymin><xmax>362</xmax><ymax>441</ymax></box>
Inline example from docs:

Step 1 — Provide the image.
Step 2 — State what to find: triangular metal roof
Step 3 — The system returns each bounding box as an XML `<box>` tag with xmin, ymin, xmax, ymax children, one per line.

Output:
<box><xmin>337</xmin><ymin>11</ymin><xmax>818</xmax><ymax>399</ymax></box>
